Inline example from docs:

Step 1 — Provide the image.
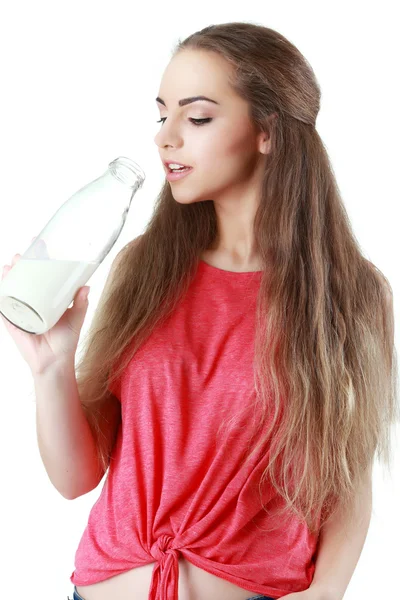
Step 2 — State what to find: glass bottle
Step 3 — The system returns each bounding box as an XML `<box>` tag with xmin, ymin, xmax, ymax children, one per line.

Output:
<box><xmin>0</xmin><ymin>156</ymin><xmax>145</xmax><ymax>334</ymax></box>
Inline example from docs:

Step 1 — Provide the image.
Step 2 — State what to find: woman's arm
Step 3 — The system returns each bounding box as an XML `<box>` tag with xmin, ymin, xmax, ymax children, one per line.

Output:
<box><xmin>309</xmin><ymin>464</ymin><xmax>373</xmax><ymax>600</ymax></box>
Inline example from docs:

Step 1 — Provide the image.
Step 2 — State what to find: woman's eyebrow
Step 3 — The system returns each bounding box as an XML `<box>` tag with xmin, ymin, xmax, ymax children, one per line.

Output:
<box><xmin>155</xmin><ymin>95</ymin><xmax>220</xmax><ymax>107</ymax></box>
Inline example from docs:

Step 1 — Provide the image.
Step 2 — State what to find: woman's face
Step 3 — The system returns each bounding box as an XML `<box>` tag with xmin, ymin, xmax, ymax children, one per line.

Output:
<box><xmin>154</xmin><ymin>49</ymin><xmax>267</xmax><ymax>206</ymax></box>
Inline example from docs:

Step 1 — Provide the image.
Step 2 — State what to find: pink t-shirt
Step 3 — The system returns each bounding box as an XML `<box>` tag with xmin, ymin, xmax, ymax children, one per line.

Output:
<box><xmin>70</xmin><ymin>259</ymin><xmax>320</xmax><ymax>599</ymax></box>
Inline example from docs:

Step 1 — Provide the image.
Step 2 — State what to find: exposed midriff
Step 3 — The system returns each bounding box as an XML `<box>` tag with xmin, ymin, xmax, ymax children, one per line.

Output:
<box><xmin>76</xmin><ymin>558</ymin><xmax>263</xmax><ymax>600</ymax></box>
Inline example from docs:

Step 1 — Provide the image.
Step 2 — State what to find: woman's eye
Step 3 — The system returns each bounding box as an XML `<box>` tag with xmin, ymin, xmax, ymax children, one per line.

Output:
<box><xmin>156</xmin><ymin>117</ymin><xmax>212</xmax><ymax>126</ymax></box>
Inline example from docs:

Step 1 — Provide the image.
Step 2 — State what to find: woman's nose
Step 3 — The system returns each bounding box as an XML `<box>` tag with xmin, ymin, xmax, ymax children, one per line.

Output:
<box><xmin>154</xmin><ymin>118</ymin><xmax>182</xmax><ymax>147</ymax></box>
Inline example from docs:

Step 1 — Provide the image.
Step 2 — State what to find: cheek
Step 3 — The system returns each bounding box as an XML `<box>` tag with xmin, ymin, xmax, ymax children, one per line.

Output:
<box><xmin>197</xmin><ymin>131</ymin><xmax>247</xmax><ymax>173</ymax></box>
<box><xmin>228</xmin><ymin>125</ymin><xmax>257</xmax><ymax>159</ymax></box>
<box><xmin>185</xmin><ymin>120</ymin><xmax>257</xmax><ymax>187</ymax></box>
<box><xmin>225</xmin><ymin>129</ymin><xmax>260</xmax><ymax>178</ymax></box>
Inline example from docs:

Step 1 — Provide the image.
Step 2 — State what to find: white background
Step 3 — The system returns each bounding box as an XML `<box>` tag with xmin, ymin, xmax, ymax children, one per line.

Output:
<box><xmin>0</xmin><ymin>1</ymin><xmax>398</xmax><ymax>598</ymax></box>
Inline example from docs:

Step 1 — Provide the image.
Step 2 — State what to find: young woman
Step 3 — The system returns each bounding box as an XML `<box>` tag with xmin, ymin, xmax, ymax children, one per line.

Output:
<box><xmin>3</xmin><ymin>21</ymin><xmax>397</xmax><ymax>600</ymax></box>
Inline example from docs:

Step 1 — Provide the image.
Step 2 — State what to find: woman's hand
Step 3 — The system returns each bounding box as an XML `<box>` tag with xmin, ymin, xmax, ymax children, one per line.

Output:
<box><xmin>1</xmin><ymin>236</ymin><xmax>91</xmax><ymax>376</ymax></box>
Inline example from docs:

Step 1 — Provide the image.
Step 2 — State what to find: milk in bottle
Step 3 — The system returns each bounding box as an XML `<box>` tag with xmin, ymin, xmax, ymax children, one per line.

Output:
<box><xmin>0</xmin><ymin>157</ymin><xmax>145</xmax><ymax>334</ymax></box>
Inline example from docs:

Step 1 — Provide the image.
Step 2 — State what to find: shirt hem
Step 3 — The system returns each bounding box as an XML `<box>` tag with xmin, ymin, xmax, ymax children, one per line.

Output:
<box><xmin>71</xmin><ymin>550</ymin><xmax>309</xmax><ymax>599</ymax></box>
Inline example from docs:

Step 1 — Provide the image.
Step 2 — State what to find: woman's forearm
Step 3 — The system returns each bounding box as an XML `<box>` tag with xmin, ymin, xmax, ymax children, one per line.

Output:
<box><xmin>310</xmin><ymin>468</ymin><xmax>373</xmax><ymax>600</ymax></box>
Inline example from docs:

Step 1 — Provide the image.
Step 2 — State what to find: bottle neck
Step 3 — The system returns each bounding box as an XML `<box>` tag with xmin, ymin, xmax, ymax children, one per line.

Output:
<box><xmin>108</xmin><ymin>157</ymin><xmax>145</xmax><ymax>189</ymax></box>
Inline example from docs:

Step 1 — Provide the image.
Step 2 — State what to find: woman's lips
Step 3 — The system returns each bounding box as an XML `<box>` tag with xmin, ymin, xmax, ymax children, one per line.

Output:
<box><xmin>164</xmin><ymin>161</ymin><xmax>192</xmax><ymax>171</ymax></box>
<box><xmin>166</xmin><ymin>166</ymin><xmax>194</xmax><ymax>182</ymax></box>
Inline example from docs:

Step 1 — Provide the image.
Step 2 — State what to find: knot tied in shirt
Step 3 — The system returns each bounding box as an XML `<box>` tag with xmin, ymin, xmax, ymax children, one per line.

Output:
<box><xmin>149</xmin><ymin>534</ymin><xmax>180</xmax><ymax>600</ymax></box>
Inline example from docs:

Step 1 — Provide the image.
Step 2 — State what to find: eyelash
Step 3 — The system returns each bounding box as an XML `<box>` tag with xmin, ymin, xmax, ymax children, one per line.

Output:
<box><xmin>156</xmin><ymin>117</ymin><xmax>212</xmax><ymax>126</ymax></box>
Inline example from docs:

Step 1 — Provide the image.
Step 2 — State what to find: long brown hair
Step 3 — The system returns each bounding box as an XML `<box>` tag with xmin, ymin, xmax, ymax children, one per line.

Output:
<box><xmin>75</xmin><ymin>22</ymin><xmax>398</xmax><ymax>535</ymax></box>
